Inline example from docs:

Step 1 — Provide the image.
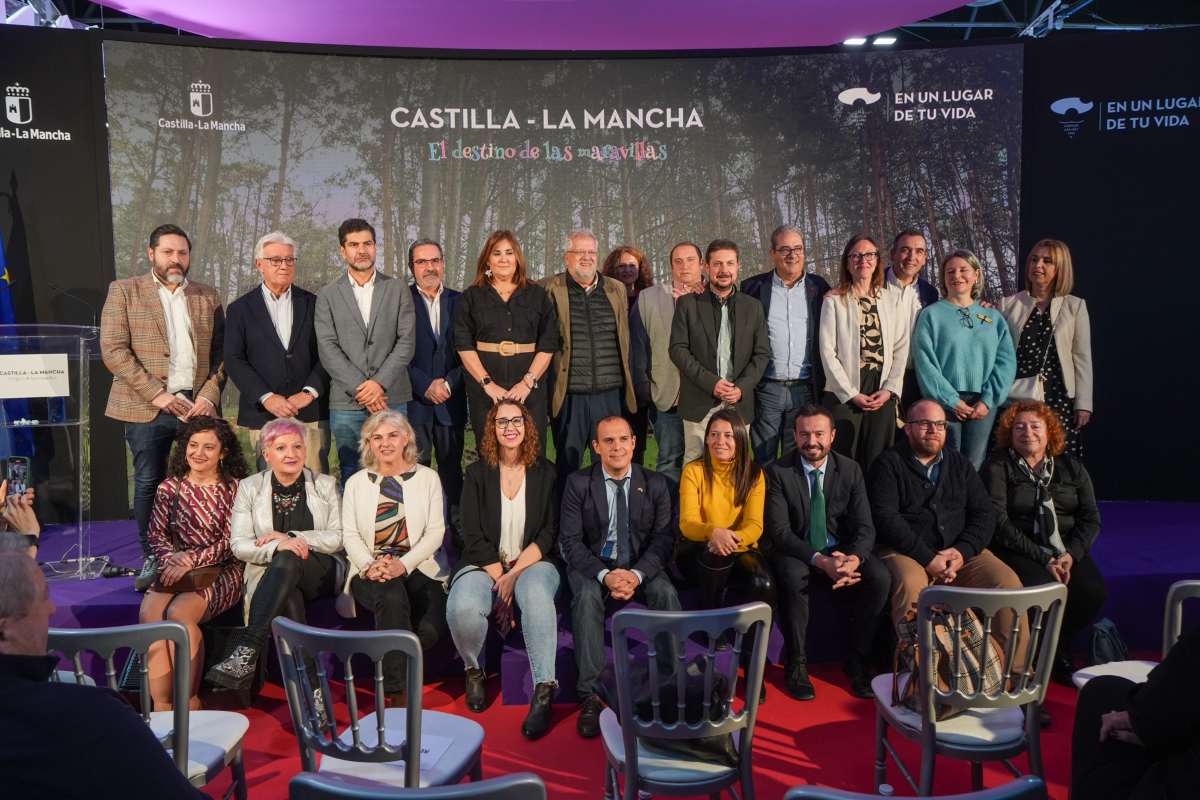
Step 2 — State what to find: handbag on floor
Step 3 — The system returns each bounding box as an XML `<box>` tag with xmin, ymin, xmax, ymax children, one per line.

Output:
<box><xmin>892</xmin><ymin>603</ymin><xmax>1005</xmax><ymax>720</ymax></box>
<box><xmin>1089</xmin><ymin>617</ymin><xmax>1129</xmax><ymax>665</ymax></box>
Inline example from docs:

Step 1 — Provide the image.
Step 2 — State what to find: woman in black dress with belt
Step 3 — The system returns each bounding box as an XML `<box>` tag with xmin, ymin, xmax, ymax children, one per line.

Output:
<box><xmin>454</xmin><ymin>230</ymin><xmax>560</xmax><ymax>452</ymax></box>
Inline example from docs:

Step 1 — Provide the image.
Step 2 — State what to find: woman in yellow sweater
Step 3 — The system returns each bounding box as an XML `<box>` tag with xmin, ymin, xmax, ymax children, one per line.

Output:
<box><xmin>679</xmin><ymin>409</ymin><xmax>776</xmax><ymax>611</ymax></box>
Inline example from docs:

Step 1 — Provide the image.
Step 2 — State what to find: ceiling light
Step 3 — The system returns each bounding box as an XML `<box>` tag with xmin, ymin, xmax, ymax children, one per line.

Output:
<box><xmin>873</xmin><ymin>35</ymin><xmax>898</xmax><ymax>46</ymax></box>
<box><xmin>843</xmin><ymin>37</ymin><xmax>868</xmax><ymax>46</ymax></box>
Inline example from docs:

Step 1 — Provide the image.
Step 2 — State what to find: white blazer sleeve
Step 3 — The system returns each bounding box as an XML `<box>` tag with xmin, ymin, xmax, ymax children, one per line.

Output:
<box><xmin>818</xmin><ymin>294</ymin><xmax>858</xmax><ymax>403</ymax></box>
<box><xmin>340</xmin><ymin>476</ymin><xmax>375</xmax><ymax>574</ymax></box>
<box><xmin>883</xmin><ymin>294</ymin><xmax>909</xmax><ymax>399</ymax></box>
<box><xmin>296</xmin><ymin>474</ymin><xmax>343</xmax><ymax>554</ymax></box>
<box><xmin>399</xmin><ymin>472</ymin><xmax>447</xmax><ymax>575</ymax></box>
<box><xmin>229</xmin><ymin>477</ymin><xmax>279</xmax><ymax>565</ymax></box>
<box><xmin>1070</xmin><ymin>297</ymin><xmax>1094</xmax><ymax>412</ymax></box>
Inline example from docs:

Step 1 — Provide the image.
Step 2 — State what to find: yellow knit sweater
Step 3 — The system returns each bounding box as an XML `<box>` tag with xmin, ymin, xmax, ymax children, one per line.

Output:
<box><xmin>679</xmin><ymin>459</ymin><xmax>765</xmax><ymax>551</ymax></box>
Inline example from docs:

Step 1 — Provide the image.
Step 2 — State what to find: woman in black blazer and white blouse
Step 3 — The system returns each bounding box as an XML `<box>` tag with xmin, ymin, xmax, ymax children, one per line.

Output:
<box><xmin>1000</xmin><ymin>238</ymin><xmax>1093</xmax><ymax>456</ymax></box>
<box><xmin>446</xmin><ymin>400</ymin><xmax>560</xmax><ymax>740</ymax></box>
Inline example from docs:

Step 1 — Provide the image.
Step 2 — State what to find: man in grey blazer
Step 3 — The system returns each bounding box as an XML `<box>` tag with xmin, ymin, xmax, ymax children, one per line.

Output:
<box><xmin>315</xmin><ymin>219</ymin><xmax>415</xmax><ymax>483</ymax></box>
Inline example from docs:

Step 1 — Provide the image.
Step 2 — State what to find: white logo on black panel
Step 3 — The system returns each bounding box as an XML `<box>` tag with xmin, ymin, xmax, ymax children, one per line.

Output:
<box><xmin>189</xmin><ymin>81</ymin><xmax>213</xmax><ymax>118</ymax></box>
<box><xmin>1050</xmin><ymin>97</ymin><xmax>1094</xmax><ymax>139</ymax></box>
<box><xmin>837</xmin><ymin>87</ymin><xmax>882</xmax><ymax>106</ymax></box>
<box><xmin>5</xmin><ymin>83</ymin><xmax>32</xmax><ymax>125</ymax></box>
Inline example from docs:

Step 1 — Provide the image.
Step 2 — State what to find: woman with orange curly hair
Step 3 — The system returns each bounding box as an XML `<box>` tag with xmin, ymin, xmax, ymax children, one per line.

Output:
<box><xmin>445</xmin><ymin>401</ymin><xmax>561</xmax><ymax>739</ymax></box>
<box><xmin>982</xmin><ymin>400</ymin><xmax>1107</xmax><ymax>682</ymax></box>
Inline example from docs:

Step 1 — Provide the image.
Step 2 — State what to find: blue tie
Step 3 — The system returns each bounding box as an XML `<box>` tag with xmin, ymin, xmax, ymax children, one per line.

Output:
<box><xmin>608</xmin><ymin>477</ymin><xmax>631</xmax><ymax>568</ymax></box>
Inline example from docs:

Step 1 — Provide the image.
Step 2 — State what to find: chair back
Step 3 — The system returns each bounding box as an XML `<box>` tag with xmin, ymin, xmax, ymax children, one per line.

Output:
<box><xmin>609</xmin><ymin>602</ymin><xmax>771</xmax><ymax>774</ymax></box>
<box><xmin>47</xmin><ymin>621</ymin><xmax>191</xmax><ymax>776</ymax></box>
<box><xmin>1163</xmin><ymin>579</ymin><xmax>1200</xmax><ymax>658</ymax></box>
<box><xmin>271</xmin><ymin>616</ymin><xmax>424</xmax><ymax>785</ymax></box>
<box><xmin>784</xmin><ymin>775</ymin><xmax>1047</xmax><ymax>799</ymax></box>
<box><xmin>916</xmin><ymin>583</ymin><xmax>1066</xmax><ymax>718</ymax></box>
<box><xmin>288</xmin><ymin>771</ymin><xmax>546</xmax><ymax>800</ymax></box>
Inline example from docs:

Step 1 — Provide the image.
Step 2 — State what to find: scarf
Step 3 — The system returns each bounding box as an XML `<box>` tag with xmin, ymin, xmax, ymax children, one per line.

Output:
<box><xmin>1010</xmin><ymin>449</ymin><xmax>1066</xmax><ymax>560</ymax></box>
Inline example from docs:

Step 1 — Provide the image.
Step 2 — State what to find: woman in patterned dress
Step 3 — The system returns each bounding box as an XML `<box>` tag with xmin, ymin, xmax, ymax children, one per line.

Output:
<box><xmin>341</xmin><ymin>410</ymin><xmax>451</xmax><ymax>706</ymax></box>
<box><xmin>999</xmin><ymin>239</ymin><xmax>1093</xmax><ymax>457</ymax></box>
<box><xmin>138</xmin><ymin>417</ymin><xmax>250</xmax><ymax>710</ymax></box>
<box><xmin>819</xmin><ymin>235</ymin><xmax>911</xmax><ymax>470</ymax></box>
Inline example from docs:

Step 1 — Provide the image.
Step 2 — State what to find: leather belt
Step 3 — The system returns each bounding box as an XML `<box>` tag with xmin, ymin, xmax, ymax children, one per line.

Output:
<box><xmin>476</xmin><ymin>340</ymin><xmax>535</xmax><ymax>356</ymax></box>
<box><xmin>764</xmin><ymin>377</ymin><xmax>807</xmax><ymax>386</ymax></box>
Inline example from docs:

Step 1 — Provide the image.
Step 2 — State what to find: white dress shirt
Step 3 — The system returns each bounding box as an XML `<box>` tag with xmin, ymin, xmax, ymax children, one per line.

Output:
<box><xmin>156</xmin><ymin>276</ymin><xmax>195</xmax><ymax>393</ymax></box>
<box><xmin>261</xmin><ymin>282</ymin><xmax>293</xmax><ymax>348</ymax></box>
<box><xmin>418</xmin><ymin>283</ymin><xmax>443</xmax><ymax>334</ymax></box>
<box><xmin>349</xmin><ymin>270</ymin><xmax>377</xmax><ymax>327</ymax></box>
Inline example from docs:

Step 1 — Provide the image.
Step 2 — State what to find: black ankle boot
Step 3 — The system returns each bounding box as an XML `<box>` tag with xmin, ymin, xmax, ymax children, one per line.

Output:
<box><xmin>205</xmin><ymin>645</ymin><xmax>259</xmax><ymax>691</ymax></box>
<box><xmin>464</xmin><ymin>668</ymin><xmax>488</xmax><ymax>713</ymax></box>
<box><xmin>521</xmin><ymin>681</ymin><xmax>556</xmax><ymax>740</ymax></box>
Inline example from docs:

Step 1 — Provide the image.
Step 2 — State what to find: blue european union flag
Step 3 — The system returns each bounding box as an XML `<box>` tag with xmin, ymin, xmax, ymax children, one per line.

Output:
<box><xmin>0</xmin><ymin>227</ymin><xmax>33</xmax><ymax>460</ymax></box>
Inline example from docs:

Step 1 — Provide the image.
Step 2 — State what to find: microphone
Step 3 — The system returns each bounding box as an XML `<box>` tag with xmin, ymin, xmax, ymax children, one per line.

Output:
<box><xmin>101</xmin><ymin>563</ymin><xmax>138</xmax><ymax>578</ymax></box>
<box><xmin>48</xmin><ymin>282</ymin><xmax>99</xmax><ymax>327</ymax></box>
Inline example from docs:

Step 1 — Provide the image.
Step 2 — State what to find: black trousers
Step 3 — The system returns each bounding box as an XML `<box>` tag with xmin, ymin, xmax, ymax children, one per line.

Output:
<box><xmin>413</xmin><ymin>420</ymin><xmax>465</xmax><ymax>553</ymax></box>
<box><xmin>680</xmin><ymin>543</ymin><xmax>777</xmax><ymax>611</ymax></box>
<box><xmin>242</xmin><ymin>550</ymin><xmax>339</xmax><ymax>652</ymax></box>
<box><xmin>627</xmin><ymin>400</ymin><xmax>650</xmax><ymax>466</ymax></box>
<box><xmin>1071</xmin><ymin>675</ymin><xmax>1160</xmax><ymax>799</ymax></box>
<box><xmin>567</xmin><ymin>568</ymin><xmax>681</xmax><ymax>697</ymax></box>
<box><xmin>351</xmin><ymin>570</ymin><xmax>448</xmax><ymax>692</ymax></box>
<box><xmin>551</xmin><ymin>389</ymin><xmax>623</xmax><ymax>485</ymax></box>
<box><xmin>825</xmin><ymin>368</ymin><xmax>897</xmax><ymax>472</ymax></box>
<box><xmin>993</xmin><ymin>547</ymin><xmax>1107</xmax><ymax>649</ymax></box>
<box><xmin>772</xmin><ymin>552</ymin><xmax>890</xmax><ymax>666</ymax></box>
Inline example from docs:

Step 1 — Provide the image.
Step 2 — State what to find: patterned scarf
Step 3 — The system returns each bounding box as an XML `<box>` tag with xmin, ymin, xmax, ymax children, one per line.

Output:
<box><xmin>373</xmin><ymin>472</ymin><xmax>413</xmax><ymax>557</ymax></box>
<box><xmin>1009</xmin><ymin>449</ymin><xmax>1066</xmax><ymax>559</ymax></box>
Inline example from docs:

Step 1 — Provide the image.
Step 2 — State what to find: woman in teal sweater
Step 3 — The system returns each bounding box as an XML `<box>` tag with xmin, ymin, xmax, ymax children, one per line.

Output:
<box><xmin>913</xmin><ymin>249</ymin><xmax>1016</xmax><ymax>468</ymax></box>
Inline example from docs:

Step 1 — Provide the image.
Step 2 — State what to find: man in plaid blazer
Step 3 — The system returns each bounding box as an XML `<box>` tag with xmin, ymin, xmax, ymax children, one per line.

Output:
<box><xmin>100</xmin><ymin>224</ymin><xmax>225</xmax><ymax>589</ymax></box>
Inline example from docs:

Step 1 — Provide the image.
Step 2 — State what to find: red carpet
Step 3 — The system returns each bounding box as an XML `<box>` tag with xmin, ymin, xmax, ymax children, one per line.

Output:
<box><xmin>198</xmin><ymin>662</ymin><xmax>1076</xmax><ymax>799</ymax></box>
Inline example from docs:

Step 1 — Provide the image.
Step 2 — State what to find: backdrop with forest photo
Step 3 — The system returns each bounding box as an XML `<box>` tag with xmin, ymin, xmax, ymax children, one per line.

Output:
<box><xmin>103</xmin><ymin>41</ymin><xmax>1022</xmax><ymax>303</ymax></box>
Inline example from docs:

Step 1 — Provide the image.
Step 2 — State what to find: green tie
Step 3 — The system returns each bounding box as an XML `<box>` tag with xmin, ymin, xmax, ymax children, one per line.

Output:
<box><xmin>809</xmin><ymin>469</ymin><xmax>828</xmax><ymax>552</ymax></box>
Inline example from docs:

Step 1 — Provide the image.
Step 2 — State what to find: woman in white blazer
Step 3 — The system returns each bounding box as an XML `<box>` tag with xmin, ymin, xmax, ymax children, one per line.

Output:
<box><xmin>342</xmin><ymin>409</ymin><xmax>451</xmax><ymax>705</ymax></box>
<box><xmin>819</xmin><ymin>235</ymin><xmax>911</xmax><ymax>469</ymax></box>
<box><xmin>999</xmin><ymin>238</ymin><xmax>1093</xmax><ymax>456</ymax></box>
<box><xmin>206</xmin><ymin>417</ymin><xmax>344</xmax><ymax>691</ymax></box>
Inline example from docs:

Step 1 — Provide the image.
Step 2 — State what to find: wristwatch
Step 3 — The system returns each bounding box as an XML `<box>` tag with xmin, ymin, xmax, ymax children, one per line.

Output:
<box><xmin>481</xmin><ymin>376</ymin><xmax>493</xmax><ymax>386</ymax></box>
<box><xmin>523</xmin><ymin>372</ymin><xmax>538</xmax><ymax>389</ymax></box>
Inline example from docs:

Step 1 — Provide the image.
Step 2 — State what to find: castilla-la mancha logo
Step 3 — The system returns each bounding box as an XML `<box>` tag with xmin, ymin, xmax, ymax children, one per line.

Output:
<box><xmin>1049</xmin><ymin>96</ymin><xmax>1094</xmax><ymax>139</ymax></box>
<box><xmin>189</xmin><ymin>81</ymin><xmax>213</xmax><ymax>117</ymax></box>
<box><xmin>5</xmin><ymin>83</ymin><xmax>32</xmax><ymax>125</ymax></box>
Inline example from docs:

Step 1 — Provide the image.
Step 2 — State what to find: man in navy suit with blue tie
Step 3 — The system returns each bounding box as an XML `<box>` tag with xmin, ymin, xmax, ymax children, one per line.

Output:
<box><xmin>225</xmin><ymin>231</ymin><xmax>329</xmax><ymax>471</ymax></box>
<box><xmin>407</xmin><ymin>239</ymin><xmax>466</xmax><ymax>512</ymax></box>
<box><xmin>559</xmin><ymin>415</ymin><xmax>680</xmax><ymax>738</ymax></box>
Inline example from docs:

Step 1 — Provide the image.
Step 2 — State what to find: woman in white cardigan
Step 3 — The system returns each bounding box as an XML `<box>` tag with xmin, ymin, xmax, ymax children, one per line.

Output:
<box><xmin>999</xmin><ymin>239</ymin><xmax>1093</xmax><ymax>456</ymax></box>
<box><xmin>342</xmin><ymin>409</ymin><xmax>451</xmax><ymax>705</ymax></box>
<box><xmin>206</xmin><ymin>417</ymin><xmax>344</xmax><ymax>691</ymax></box>
<box><xmin>819</xmin><ymin>235</ymin><xmax>911</xmax><ymax>469</ymax></box>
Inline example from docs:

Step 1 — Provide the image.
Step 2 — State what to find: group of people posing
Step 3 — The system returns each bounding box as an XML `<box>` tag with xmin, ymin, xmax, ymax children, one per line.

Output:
<box><xmin>96</xmin><ymin>219</ymin><xmax>1103</xmax><ymax>743</ymax></box>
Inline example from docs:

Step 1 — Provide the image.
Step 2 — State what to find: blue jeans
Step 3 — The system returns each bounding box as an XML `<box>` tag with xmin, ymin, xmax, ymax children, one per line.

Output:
<box><xmin>446</xmin><ymin>561</ymin><xmax>561</xmax><ymax>686</ymax></box>
<box><xmin>329</xmin><ymin>402</ymin><xmax>407</xmax><ymax>485</ymax></box>
<box><xmin>945</xmin><ymin>401</ymin><xmax>997</xmax><ymax>470</ymax></box>
<box><xmin>650</xmin><ymin>407</ymin><xmax>684</xmax><ymax>489</ymax></box>
<box><xmin>751</xmin><ymin>379</ymin><xmax>816</xmax><ymax>463</ymax></box>
<box><xmin>124</xmin><ymin>413</ymin><xmax>181</xmax><ymax>555</ymax></box>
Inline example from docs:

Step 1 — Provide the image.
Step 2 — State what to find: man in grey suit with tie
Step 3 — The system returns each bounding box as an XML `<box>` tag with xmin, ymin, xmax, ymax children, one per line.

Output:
<box><xmin>315</xmin><ymin>219</ymin><xmax>415</xmax><ymax>483</ymax></box>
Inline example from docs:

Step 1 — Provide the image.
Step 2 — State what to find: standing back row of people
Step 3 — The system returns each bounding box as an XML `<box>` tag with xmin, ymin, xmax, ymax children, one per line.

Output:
<box><xmin>99</xmin><ymin>221</ymin><xmax>1095</xmax><ymax>591</ymax></box>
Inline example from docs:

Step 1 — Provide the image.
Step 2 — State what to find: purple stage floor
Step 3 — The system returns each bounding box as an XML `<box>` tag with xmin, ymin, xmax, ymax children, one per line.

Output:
<box><xmin>39</xmin><ymin>502</ymin><xmax>1200</xmax><ymax>703</ymax></box>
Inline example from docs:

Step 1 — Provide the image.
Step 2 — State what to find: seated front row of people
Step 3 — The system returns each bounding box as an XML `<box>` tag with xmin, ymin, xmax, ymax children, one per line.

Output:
<box><xmin>143</xmin><ymin>397</ymin><xmax>1105</xmax><ymax>736</ymax></box>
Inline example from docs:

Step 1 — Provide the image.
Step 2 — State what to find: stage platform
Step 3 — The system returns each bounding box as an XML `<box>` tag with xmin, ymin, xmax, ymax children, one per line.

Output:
<box><xmin>41</xmin><ymin>501</ymin><xmax>1200</xmax><ymax>704</ymax></box>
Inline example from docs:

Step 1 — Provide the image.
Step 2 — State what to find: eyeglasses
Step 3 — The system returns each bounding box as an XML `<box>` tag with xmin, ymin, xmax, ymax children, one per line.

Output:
<box><xmin>495</xmin><ymin>416</ymin><xmax>526</xmax><ymax>430</ymax></box>
<box><xmin>262</xmin><ymin>256</ymin><xmax>297</xmax><ymax>267</ymax></box>
<box><xmin>957</xmin><ymin>307</ymin><xmax>975</xmax><ymax>329</ymax></box>
<box><xmin>907</xmin><ymin>419</ymin><xmax>949</xmax><ymax>431</ymax></box>
<box><xmin>413</xmin><ymin>257</ymin><xmax>444</xmax><ymax>268</ymax></box>
<box><xmin>849</xmin><ymin>252</ymin><xmax>879</xmax><ymax>262</ymax></box>
<box><xmin>774</xmin><ymin>246</ymin><xmax>805</xmax><ymax>258</ymax></box>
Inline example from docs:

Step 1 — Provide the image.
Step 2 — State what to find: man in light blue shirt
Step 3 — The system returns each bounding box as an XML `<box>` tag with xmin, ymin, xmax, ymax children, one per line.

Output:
<box><xmin>741</xmin><ymin>224</ymin><xmax>830</xmax><ymax>463</ymax></box>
